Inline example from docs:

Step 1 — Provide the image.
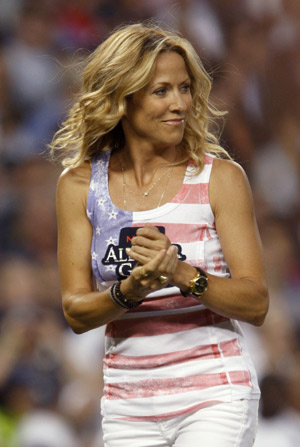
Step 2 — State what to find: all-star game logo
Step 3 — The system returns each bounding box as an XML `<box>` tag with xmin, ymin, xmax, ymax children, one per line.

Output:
<box><xmin>101</xmin><ymin>226</ymin><xmax>186</xmax><ymax>280</ymax></box>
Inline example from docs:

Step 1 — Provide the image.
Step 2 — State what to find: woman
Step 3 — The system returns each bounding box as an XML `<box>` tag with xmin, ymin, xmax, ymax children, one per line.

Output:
<box><xmin>51</xmin><ymin>23</ymin><xmax>269</xmax><ymax>447</ymax></box>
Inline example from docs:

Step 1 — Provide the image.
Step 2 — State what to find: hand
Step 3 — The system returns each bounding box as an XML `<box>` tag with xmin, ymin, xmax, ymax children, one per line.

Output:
<box><xmin>126</xmin><ymin>224</ymin><xmax>197</xmax><ymax>293</ymax></box>
<box><xmin>121</xmin><ymin>245</ymin><xmax>178</xmax><ymax>300</ymax></box>
<box><xmin>126</xmin><ymin>224</ymin><xmax>172</xmax><ymax>265</ymax></box>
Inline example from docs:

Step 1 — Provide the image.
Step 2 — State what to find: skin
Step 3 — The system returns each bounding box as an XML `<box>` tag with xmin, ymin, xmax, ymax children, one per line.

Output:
<box><xmin>56</xmin><ymin>52</ymin><xmax>269</xmax><ymax>334</ymax></box>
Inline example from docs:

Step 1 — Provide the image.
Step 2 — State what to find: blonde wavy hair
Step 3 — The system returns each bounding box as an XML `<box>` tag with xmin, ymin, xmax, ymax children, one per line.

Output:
<box><xmin>49</xmin><ymin>22</ymin><xmax>231</xmax><ymax>169</ymax></box>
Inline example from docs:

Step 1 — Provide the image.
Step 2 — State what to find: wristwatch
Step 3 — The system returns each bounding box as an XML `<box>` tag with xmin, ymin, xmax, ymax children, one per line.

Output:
<box><xmin>181</xmin><ymin>267</ymin><xmax>208</xmax><ymax>297</ymax></box>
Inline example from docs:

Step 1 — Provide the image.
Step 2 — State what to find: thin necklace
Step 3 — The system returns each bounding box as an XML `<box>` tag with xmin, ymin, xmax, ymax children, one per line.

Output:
<box><xmin>121</xmin><ymin>158</ymin><xmax>164</xmax><ymax>197</ymax></box>
<box><xmin>121</xmin><ymin>155</ymin><xmax>175</xmax><ymax>210</ymax></box>
<box><xmin>156</xmin><ymin>164</ymin><xmax>174</xmax><ymax>208</ymax></box>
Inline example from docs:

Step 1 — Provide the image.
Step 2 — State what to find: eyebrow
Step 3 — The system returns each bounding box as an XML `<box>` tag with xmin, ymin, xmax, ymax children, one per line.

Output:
<box><xmin>150</xmin><ymin>78</ymin><xmax>191</xmax><ymax>89</ymax></box>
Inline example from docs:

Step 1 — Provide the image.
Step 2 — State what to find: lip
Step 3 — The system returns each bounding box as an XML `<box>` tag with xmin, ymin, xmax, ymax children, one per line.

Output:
<box><xmin>162</xmin><ymin>118</ymin><xmax>185</xmax><ymax>126</ymax></box>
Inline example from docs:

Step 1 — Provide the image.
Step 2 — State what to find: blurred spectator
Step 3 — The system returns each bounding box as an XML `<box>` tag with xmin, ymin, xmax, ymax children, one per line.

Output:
<box><xmin>212</xmin><ymin>19</ymin><xmax>272</xmax><ymax>165</ymax></box>
<box><xmin>242</xmin><ymin>215</ymin><xmax>300</xmax><ymax>375</ymax></box>
<box><xmin>251</xmin><ymin>113</ymin><xmax>300</xmax><ymax>218</ymax></box>
<box><xmin>1</xmin><ymin>1</ymin><xmax>67</xmax><ymax>161</ymax></box>
<box><xmin>245</xmin><ymin>0</ymin><xmax>282</xmax><ymax>19</ymax></box>
<box><xmin>0</xmin><ymin>0</ymin><xmax>22</xmax><ymax>41</ymax></box>
<box><xmin>270</xmin><ymin>0</ymin><xmax>300</xmax><ymax>50</ymax></box>
<box><xmin>17</xmin><ymin>410</ymin><xmax>79</xmax><ymax>447</ymax></box>
<box><xmin>254</xmin><ymin>374</ymin><xmax>300</xmax><ymax>447</ymax></box>
<box><xmin>0</xmin><ymin>1</ymin><xmax>299</xmax><ymax>446</ymax></box>
<box><xmin>54</xmin><ymin>0</ymin><xmax>108</xmax><ymax>50</ymax></box>
<box><xmin>0</xmin><ymin>304</ymin><xmax>65</xmax><ymax>446</ymax></box>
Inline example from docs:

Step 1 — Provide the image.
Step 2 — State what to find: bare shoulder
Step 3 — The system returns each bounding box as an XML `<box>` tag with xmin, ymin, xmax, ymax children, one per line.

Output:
<box><xmin>211</xmin><ymin>158</ymin><xmax>249</xmax><ymax>187</ymax></box>
<box><xmin>209</xmin><ymin>158</ymin><xmax>253</xmax><ymax>215</ymax></box>
<box><xmin>58</xmin><ymin>160</ymin><xmax>91</xmax><ymax>189</ymax></box>
<box><xmin>57</xmin><ymin>161</ymin><xmax>91</xmax><ymax>206</ymax></box>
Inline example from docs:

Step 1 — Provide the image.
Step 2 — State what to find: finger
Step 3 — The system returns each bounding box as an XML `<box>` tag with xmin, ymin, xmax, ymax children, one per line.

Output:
<box><xmin>136</xmin><ymin>226</ymin><xmax>166</xmax><ymax>241</ymax></box>
<box><xmin>136</xmin><ymin>223</ymin><xmax>158</xmax><ymax>233</ymax></box>
<box><xmin>131</xmin><ymin>236</ymin><xmax>158</xmax><ymax>249</ymax></box>
<box><xmin>157</xmin><ymin>245</ymin><xmax>178</xmax><ymax>274</ymax></box>
<box><xmin>131</xmin><ymin>249</ymin><xmax>166</xmax><ymax>280</ymax></box>
<box><xmin>126</xmin><ymin>247</ymin><xmax>150</xmax><ymax>265</ymax></box>
<box><xmin>145</xmin><ymin>248</ymin><xmax>167</xmax><ymax>271</ymax></box>
<box><xmin>138</xmin><ymin>266</ymin><xmax>150</xmax><ymax>279</ymax></box>
<box><xmin>132</xmin><ymin>235</ymin><xmax>170</xmax><ymax>253</ymax></box>
<box><xmin>127</xmin><ymin>244</ymin><xmax>156</xmax><ymax>259</ymax></box>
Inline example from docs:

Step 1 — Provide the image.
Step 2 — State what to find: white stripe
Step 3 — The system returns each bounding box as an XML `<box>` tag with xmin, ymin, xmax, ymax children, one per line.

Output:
<box><xmin>135</xmin><ymin>203</ymin><xmax>214</xmax><ymax>224</ymax></box>
<box><xmin>145</xmin><ymin>286</ymin><xmax>180</xmax><ymax>298</ymax></box>
<box><xmin>103</xmin><ymin>356</ymin><xmax>247</xmax><ymax>384</ymax></box>
<box><xmin>184</xmin><ymin>163</ymin><xmax>212</xmax><ymax>183</ymax></box>
<box><xmin>105</xmin><ymin>323</ymin><xmax>235</xmax><ymax>357</ymax></box>
<box><xmin>102</xmin><ymin>387</ymin><xmax>252</xmax><ymax>418</ymax></box>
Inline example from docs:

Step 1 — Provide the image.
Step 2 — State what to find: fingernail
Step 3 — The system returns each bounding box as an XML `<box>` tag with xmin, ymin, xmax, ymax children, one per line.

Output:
<box><xmin>125</xmin><ymin>247</ymin><xmax>131</xmax><ymax>254</ymax></box>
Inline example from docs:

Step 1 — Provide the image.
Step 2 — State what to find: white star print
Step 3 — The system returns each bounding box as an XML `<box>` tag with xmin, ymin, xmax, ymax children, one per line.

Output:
<box><xmin>108</xmin><ymin>210</ymin><xmax>117</xmax><ymax>220</ymax></box>
<box><xmin>97</xmin><ymin>198</ymin><xmax>106</xmax><ymax>208</ymax></box>
<box><xmin>87</xmin><ymin>210</ymin><xmax>92</xmax><ymax>219</ymax></box>
<box><xmin>106</xmin><ymin>236</ymin><xmax>117</xmax><ymax>245</ymax></box>
<box><xmin>96</xmin><ymin>226</ymin><xmax>101</xmax><ymax>235</ymax></box>
<box><xmin>92</xmin><ymin>252</ymin><xmax>98</xmax><ymax>260</ymax></box>
<box><xmin>96</xmin><ymin>160</ymin><xmax>105</xmax><ymax>167</ymax></box>
<box><xmin>105</xmin><ymin>265</ymin><xmax>115</xmax><ymax>272</ymax></box>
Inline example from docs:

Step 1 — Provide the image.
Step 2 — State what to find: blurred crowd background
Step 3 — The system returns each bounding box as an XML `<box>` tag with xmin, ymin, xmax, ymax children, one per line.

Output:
<box><xmin>0</xmin><ymin>0</ymin><xmax>299</xmax><ymax>446</ymax></box>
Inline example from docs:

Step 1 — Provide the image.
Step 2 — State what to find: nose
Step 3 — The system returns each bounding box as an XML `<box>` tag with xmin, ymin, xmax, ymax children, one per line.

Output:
<box><xmin>169</xmin><ymin>90</ymin><xmax>187</xmax><ymax>113</ymax></box>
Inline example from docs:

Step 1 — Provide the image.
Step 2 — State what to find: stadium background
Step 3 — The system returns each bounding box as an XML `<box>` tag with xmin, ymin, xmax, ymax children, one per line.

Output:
<box><xmin>0</xmin><ymin>1</ymin><xmax>299</xmax><ymax>446</ymax></box>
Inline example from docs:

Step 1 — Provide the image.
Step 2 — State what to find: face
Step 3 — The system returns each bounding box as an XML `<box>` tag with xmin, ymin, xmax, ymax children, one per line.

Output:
<box><xmin>122</xmin><ymin>52</ymin><xmax>192</xmax><ymax>149</ymax></box>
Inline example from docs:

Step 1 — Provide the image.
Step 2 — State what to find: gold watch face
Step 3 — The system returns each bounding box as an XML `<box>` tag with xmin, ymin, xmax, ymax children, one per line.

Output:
<box><xmin>192</xmin><ymin>275</ymin><xmax>208</xmax><ymax>296</ymax></box>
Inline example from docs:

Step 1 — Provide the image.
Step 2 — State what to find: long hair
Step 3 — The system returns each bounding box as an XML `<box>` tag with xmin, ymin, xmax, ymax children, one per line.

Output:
<box><xmin>49</xmin><ymin>23</ymin><xmax>231</xmax><ymax>169</ymax></box>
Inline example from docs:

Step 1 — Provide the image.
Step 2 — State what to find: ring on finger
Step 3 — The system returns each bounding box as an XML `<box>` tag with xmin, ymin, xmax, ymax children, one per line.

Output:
<box><xmin>139</xmin><ymin>267</ymin><xmax>149</xmax><ymax>278</ymax></box>
<box><xmin>158</xmin><ymin>275</ymin><xmax>168</xmax><ymax>284</ymax></box>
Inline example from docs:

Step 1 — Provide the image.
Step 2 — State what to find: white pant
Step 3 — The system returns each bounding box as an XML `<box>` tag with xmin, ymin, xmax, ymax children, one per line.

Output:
<box><xmin>102</xmin><ymin>399</ymin><xmax>259</xmax><ymax>447</ymax></box>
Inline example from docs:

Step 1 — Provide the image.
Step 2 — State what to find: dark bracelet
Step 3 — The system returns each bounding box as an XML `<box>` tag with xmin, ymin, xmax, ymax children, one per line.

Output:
<box><xmin>109</xmin><ymin>281</ymin><xmax>143</xmax><ymax>309</ymax></box>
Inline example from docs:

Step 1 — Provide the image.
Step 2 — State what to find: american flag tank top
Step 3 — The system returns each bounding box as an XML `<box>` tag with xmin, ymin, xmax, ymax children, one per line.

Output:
<box><xmin>86</xmin><ymin>148</ymin><xmax>260</xmax><ymax>421</ymax></box>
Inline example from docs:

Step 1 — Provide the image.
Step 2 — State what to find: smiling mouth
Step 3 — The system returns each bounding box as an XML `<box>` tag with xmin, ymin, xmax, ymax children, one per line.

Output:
<box><xmin>162</xmin><ymin>118</ymin><xmax>185</xmax><ymax>126</ymax></box>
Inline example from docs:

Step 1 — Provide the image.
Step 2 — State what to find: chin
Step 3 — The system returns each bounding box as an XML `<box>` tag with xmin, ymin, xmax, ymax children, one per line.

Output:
<box><xmin>158</xmin><ymin>133</ymin><xmax>184</xmax><ymax>147</ymax></box>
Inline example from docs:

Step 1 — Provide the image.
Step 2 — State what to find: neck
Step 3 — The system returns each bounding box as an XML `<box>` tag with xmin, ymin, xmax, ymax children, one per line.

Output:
<box><xmin>120</xmin><ymin>143</ymin><xmax>179</xmax><ymax>187</ymax></box>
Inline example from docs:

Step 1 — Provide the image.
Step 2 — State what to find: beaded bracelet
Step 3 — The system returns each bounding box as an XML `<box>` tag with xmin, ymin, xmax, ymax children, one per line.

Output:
<box><xmin>109</xmin><ymin>281</ymin><xmax>143</xmax><ymax>309</ymax></box>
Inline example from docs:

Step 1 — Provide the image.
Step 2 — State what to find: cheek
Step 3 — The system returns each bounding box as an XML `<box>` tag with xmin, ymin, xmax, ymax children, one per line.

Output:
<box><xmin>186</xmin><ymin>95</ymin><xmax>193</xmax><ymax>111</ymax></box>
<box><xmin>146</xmin><ymin>99</ymin><xmax>169</xmax><ymax>118</ymax></box>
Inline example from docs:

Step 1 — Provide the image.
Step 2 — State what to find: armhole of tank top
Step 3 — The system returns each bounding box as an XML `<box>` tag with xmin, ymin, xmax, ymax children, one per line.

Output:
<box><xmin>86</xmin><ymin>157</ymin><xmax>95</xmax><ymax>224</ymax></box>
<box><xmin>205</xmin><ymin>155</ymin><xmax>216</xmax><ymax>222</ymax></box>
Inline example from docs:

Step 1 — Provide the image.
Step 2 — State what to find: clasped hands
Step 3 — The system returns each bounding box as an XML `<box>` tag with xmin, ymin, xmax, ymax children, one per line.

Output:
<box><xmin>125</xmin><ymin>223</ymin><xmax>178</xmax><ymax>294</ymax></box>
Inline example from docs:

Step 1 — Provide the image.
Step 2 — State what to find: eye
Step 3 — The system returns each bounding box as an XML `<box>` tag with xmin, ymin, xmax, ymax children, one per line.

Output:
<box><xmin>181</xmin><ymin>83</ymin><xmax>191</xmax><ymax>93</ymax></box>
<box><xmin>153</xmin><ymin>88</ymin><xmax>167</xmax><ymax>96</ymax></box>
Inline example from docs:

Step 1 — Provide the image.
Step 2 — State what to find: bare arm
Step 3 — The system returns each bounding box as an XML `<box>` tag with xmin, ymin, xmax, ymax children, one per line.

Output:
<box><xmin>56</xmin><ymin>163</ymin><xmax>178</xmax><ymax>334</ymax></box>
<box><xmin>195</xmin><ymin>158</ymin><xmax>269</xmax><ymax>325</ymax></box>
<box><xmin>127</xmin><ymin>159</ymin><xmax>269</xmax><ymax>326</ymax></box>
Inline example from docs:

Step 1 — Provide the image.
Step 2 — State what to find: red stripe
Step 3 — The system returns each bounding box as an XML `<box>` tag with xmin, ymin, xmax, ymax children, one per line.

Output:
<box><xmin>118</xmin><ymin>400</ymin><xmax>221</xmax><ymax>421</ymax></box>
<box><xmin>133</xmin><ymin>294</ymin><xmax>200</xmax><ymax>313</ymax></box>
<box><xmin>103</xmin><ymin>339</ymin><xmax>242</xmax><ymax>370</ymax></box>
<box><xmin>213</xmin><ymin>255</ymin><xmax>222</xmax><ymax>273</ymax></box>
<box><xmin>220</xmin><ymin>339</ymin><xmax>242</xmax><ymax>358</ymax></box>
<box><xmin>229</xmin><ymin>370</ymin><xmax>252</xmax><ymax>387</ymax></box>
<box><xmin>204</xmin><ymin>154</ymin><xmax>214</xmax><ymax>164</ymax></box>
<box><xmin>170</xmin><ymin>183</ymin><xmax>209</xmax><ymax>204</ymax></box>
<box><xmin>185</xmin><ymin>155</ymin><xmax>214</xmax><ymax>166</ymax></box>
<box><xmin>104</xmin><ymin>370</ymin><xmax>250</xmax><ymax>400</ymax></box>
<box><xmin>105</xmin><ymin>309</ymin><xmax>228</xmax><ymax>339</ymax></box>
